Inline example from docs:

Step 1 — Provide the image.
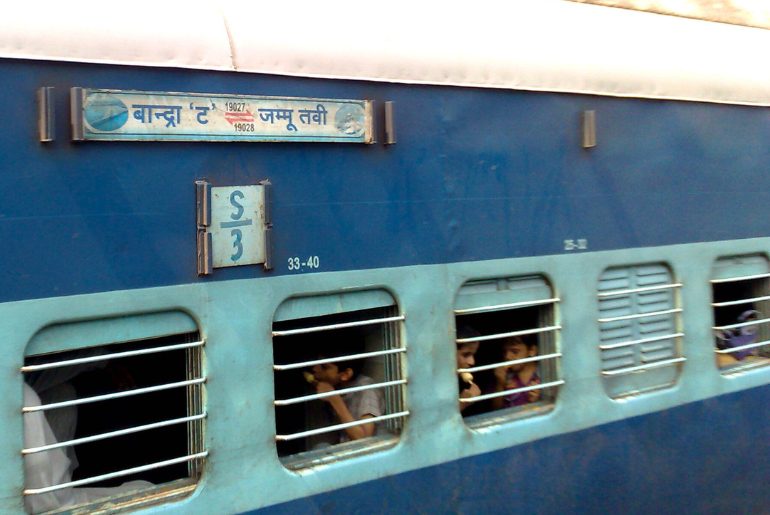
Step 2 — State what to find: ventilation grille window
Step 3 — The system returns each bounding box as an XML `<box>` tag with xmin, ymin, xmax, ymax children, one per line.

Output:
<box><xmin>272</xmin><ymin>291</ymin><xmax>407</xmax><ymax>466</ymax></box>
<box><xmin>454</xmin><ymin>276</ymin><xmax>562</xmax><ymax>423</ymax></box>
<box><xmin>597</xmin><ymin>264</ymin><xmax>684</xmax><ymax>397</ymax></box>
<box><xmin>22</xmin><ymin>331</ymin><xmax>206</xmax><ymax>513</ymax></box>
<box><xmin>711</xmin><ymin>255</ymin><xmax>770</xmax><ymax>373</ymax></box>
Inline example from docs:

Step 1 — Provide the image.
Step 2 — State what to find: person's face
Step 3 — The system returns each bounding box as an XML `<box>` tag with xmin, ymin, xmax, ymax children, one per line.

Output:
<box><xmin>457</xmin><ymin>341</ymin><xmax>479</xmax><ymax>369</ymax></box>
<box><xmin>503</xmin><ymin>342</ymin><xmax>536</xmax><ymax>371</ymax></box>
<box><xmin>311</xmin><ymin>362</ymin><xmax>343</xmax><ymax>385</ymax></box>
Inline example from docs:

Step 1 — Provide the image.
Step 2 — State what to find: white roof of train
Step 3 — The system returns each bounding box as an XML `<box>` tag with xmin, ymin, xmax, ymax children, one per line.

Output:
<box><xmin>1</xmin><ymin>0</ymin><xmax>769</xmax><ymax>106</ymax></box>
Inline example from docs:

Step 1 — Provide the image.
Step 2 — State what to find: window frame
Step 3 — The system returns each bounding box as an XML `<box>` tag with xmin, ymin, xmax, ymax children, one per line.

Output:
<box><xmin>710</xmin><ymin>254</ymin><xmax>770</xmax><ymax>374</ymax></box>
<box><xmin>453</xmin><ymin>275</ymin><xmax>563</xmax><ymax>426</ymax></box>
<box><xmin>21</xmin><ymin>315</ymin><xmax>207</xmax><ymax>514</ymax></box>
<box><xmin>596</xmin><ymin>263</ymin><xmax>685</xmax><ymax>398</ymax></box>
<box><xmin>271</xmin><ymin>290</ymin><xmax>408</xmax><ymax>469</ymax></box>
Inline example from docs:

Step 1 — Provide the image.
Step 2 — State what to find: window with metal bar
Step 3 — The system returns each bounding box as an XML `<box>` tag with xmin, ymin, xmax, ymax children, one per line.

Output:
<box><xmin>597</xmin><ymin>263</ymin><xmax>684</xmax><ymax>398</ymax></box>
<box><xmin>22</xmin><ymin>330</ymin><xmax>206</xmax><ymax>514</ymax></box>
<box><xmin>711</xmin><ymin>255</ymin><xmax>770</xmax><ymax>373</ymax></box>
<box><xmin>272</xmin><ymin>291</ymin><xmax>407</xmax><ymax>467</ymax></box>
<box><xmin>454</xmin><ymin>276</ymin><xmax>562</xmax><ymax>423</ymax></box>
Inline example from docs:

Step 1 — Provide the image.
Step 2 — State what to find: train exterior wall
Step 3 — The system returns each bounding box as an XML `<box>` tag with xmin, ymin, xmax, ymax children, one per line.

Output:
<box><xmin>1</xmin><ymin>55</ymin><xmax>769</xmax><ymax>514</ymax></box>
<box><xmin>1</xmin><ymin>59</ymin><xmax>769</xmax><ymax>303</ymax></box>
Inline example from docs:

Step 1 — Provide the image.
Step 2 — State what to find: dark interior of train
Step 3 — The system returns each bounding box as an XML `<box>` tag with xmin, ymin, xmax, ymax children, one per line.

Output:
<box><xmin>272</xmin><ymin>306</ymin><xmax>399</xmax><ymax>457</ymax></box>
<box><xmin>456</xmin><ymin>305</ymin><xmax>553</xmax><ymax>418</ymax></box>
<box><xmin>24</xmin><ymin>333</ymin><xmax>201</xmax><ymax>488</ymax></box>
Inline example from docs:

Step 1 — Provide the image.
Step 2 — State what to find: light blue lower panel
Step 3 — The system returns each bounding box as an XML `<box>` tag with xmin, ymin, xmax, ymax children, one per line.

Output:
<box><xmin>0</xmin><ymin>238</ymin><xmax>768</xmax><ymax>513</ymax></box>
<box><xmin>253</xmin><ymin>383</ymin><xmax>770</xmax><ymax>514</ymax></box>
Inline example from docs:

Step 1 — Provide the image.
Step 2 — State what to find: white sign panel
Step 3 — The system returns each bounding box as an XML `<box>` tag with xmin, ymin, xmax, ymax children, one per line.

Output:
<box><xmin>72</xmin><ymin>88</ymin><xmax>374</xmax><ymax>143</ymax></box>
<box><xmin>209</xmin><ymin>185</ymin><xmax>266</xmax><ymax>268</ymax></box>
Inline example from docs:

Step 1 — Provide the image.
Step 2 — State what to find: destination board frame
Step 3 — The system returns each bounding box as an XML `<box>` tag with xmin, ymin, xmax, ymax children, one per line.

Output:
<box><xmin>71</xmin><ymin>88</ymin><xmax>374</xmax><ymax>143</ymax></box>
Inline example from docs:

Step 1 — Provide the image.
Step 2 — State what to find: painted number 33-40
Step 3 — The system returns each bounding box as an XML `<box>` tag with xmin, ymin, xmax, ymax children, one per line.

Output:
<box><xmin>288</xmin><ymin>256</ymin><xmax>320</xmax><ymax>271</ymax></box>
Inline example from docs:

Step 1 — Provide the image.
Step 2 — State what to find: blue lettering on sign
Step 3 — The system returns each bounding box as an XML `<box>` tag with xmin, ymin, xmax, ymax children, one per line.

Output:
<box><xmin>131</xmin><ymin>104</ymin><xmax>183</xmax><ymax>127</ymax></box>
<box><xmin>220</xmin><ymin>190</ymin><xmax>253</xmax><ymax>262</ymax></box>
<box><xmin>230</xmin><ymin>229</ymin><xmax>243</xmax><ymax>262</ymax></box>
<box><xmin>229</xmin><ymin>190</ymin><xmax>245</xmax><ymax>220</ymax></box>
<box><xmin>189</xmin><ymin>103</ymin><xmax>211</xmax><ymax>124</ymax></box>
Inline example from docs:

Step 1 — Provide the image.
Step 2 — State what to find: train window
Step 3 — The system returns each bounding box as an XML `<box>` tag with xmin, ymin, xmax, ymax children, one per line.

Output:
<box><xmin>21</xmin><ymin>314</ymin><xmax>206</xmax><ymax>514</ymax></box>
<box><xmin>597</xmin><ymin>263</ymin><xmax>685</xmax><ymax>398</ymax></box>
<box><xmin>711</xmin><ymin>255</ymin><xmax>770</xmax><ymax>373</ymax></box>
<box><xmin>454</xmin><ymin>275</ymin><xmax>563</xmax><ymax>425</ymax></box>
<box><xmin>272</xmin><ymin>289</ymin><xmax>408</xmax><ymax>468</ymax></box>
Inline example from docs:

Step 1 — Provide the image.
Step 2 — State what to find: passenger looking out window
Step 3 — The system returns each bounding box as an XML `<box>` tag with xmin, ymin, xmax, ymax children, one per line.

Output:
<box><xmin>272</xmin><ymin>297</ymin><xmax>407</xmax><ymax>464</ymax></box>
<box><xmin>492</xmin><ymin>336</ymin><xmax>541</xmax><ymax>410</ymax></box>
<box><xmin>456</xmin><ymin>325</ymin><xmax>481</xmax><ymax>412</ymax></box>
<box><xmin>305</xmin><ymin>354</ymin><xmax>384</xmax><ymax>442</ymax></box>
<box><xmin>453</xmin><ymin>274</ymin><xmax>561</xmax><ymax>422</ymax></box>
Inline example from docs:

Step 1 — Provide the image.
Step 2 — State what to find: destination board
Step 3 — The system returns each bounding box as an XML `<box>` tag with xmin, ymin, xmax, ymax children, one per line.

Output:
<box><xmin>71</xmin><ymin>88</ymin><xmax>373</xmax><ymax>143</ymax></box>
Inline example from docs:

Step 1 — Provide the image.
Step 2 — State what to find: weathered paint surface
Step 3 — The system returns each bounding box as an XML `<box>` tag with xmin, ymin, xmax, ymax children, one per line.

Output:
<box><xmin>571</xmin><ymin>0</ymin><xmax>770</xmax><ymax>29</ymax></box>
<box><xmin>1</xmin><ymin>61</ymin><xmax>769</xmax><ymax>303</ymax></box>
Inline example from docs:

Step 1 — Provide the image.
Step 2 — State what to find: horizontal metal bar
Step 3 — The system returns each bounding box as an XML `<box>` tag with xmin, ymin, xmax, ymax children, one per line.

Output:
<box><xmin>459</xmin><ymin>380</ymin><xmax>564</xmax><ymax>403</ymax></box>
<box><xmin>711</xmin><ymin>295</ymin><xmax>770</xmax><ymax>307</ymax></box>
<box><xmin>274</xmin><ymin>379</ymin><xmax>406</xmax><ymax>406</ymax></box>
<box><xmin>599</xmin><ymin>332</ymin><xmax>684</xmax><ymax>351</ymax></box>
<box><xmin>275</xmin><ymin>411</ymin><xmax>409</xmax><ymax>441</ymax></box>
<box><xmin>21</xmin><ymin>341</ymin><xmax>206</xmax><ymax>373</ymax></box>
<box><xmin>272</xmin><ymin>315</ymin><xmax>405</xmax><ymax>337</ymax></box>
<box><xmin>274</xmin><ymin>348</ymin><xmax>406</xmax><ymax>371</ymax></box>
<box><xmin>598</xmin><ymin>308</ymin><xmax>681</xmax><ymax>324</ymax></box>
<box><xmin>22</xmin><ymin>413</ymin><xmax>207</xmax><ymax>455</ymax></box>
<box><xmin>601</xmin><ymin>357</ymin><xmax>686</xmax><ymax>376</ymax></box>
<box><xmin>23</xmin><ymin>378</ymin><xmax>206</xmax><ymax>413</ymax></box>
<box><xmin>715</xmin><ymin>339</ymin><xmax>770</xmax><ymax>355</ymax></box>
<box><xmin>24</xmin><ymin>451</ymin><xmax>208</xmax><ymax>495</ymax></box>
<box><xmin>710</xmin><ymin>273</ymin><xmax>770</xmax><ymax>284</ymax></box>
<box><xmin>456</xmin><ymin>325</ymin><xmax>561</xmax><ymax>344</ymax></box>
<box><xmin>597</xmin><ymin>283</ymin><xmax>681</xmax><ymax>298</ymax></box>
<box><xmin>458</xmin><ymin>352</ymin><xmax>562</xmax><ymax>374</ymax></box>
<box><xmin>454</xmin><ymin>297</ymin><xmax>560</xmax><ymax>315</ymax></box>
<box><xmin>713</xmin><ymin>317</ymin><xmax>770</xmax><ymax>332</ymax></box>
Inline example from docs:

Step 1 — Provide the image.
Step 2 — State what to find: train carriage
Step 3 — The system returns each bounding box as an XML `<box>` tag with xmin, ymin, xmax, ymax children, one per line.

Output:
<box><xmin>1</xmin><ymin>1</ymin><xmax>769</xmax><ymax>513</ymax></box>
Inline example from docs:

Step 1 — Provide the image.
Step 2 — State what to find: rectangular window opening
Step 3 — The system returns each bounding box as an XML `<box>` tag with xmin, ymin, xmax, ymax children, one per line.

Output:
<box><xmin>454</xmin><ymin>276</ymin><xmax>562</xmax><ymax>426</ymax></box>
<box><xmin>272</xmin><ymin>295</ymin><xmax>407</xmax><ymax>468</ymax></box>
<box><xmin>711</xmin><ymin>256</ymin><xmax>770</xmax><ymax>373</ymax></box>
<box><xmin>22</xmin><ymin>331</ymin><xmax>206</xmax><ymax>514</ymax></box>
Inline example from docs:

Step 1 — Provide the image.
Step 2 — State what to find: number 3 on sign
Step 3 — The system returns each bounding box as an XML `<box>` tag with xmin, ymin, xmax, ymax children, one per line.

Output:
<box><xmin>230</xmin><ymin>229</ymin><xmax>243</xmax><ymax>261</ymax></box>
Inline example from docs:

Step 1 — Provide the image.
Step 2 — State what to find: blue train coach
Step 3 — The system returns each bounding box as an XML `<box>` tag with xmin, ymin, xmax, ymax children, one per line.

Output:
<box><xmin>1</xmin><ymin>1</ymin><xmax>769</xmax><ymax>513</ymax></box>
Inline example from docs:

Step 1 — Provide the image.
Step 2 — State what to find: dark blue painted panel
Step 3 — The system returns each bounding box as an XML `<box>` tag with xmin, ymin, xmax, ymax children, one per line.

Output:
<box><xmin>254</xmin><ymin>385</ymin><xmax>770</xmax><ymax>514</ymax></box>
<box><xmin>1</xmin><ymin>60</ymin><xmax>769</xmax><ymax>301</ymax></box>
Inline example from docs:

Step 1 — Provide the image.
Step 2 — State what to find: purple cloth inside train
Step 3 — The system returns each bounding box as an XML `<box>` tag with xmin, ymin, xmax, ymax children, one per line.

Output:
<box><xmin>724</xmin><ymin>332</ymin><xmax>757</xmax><ymax>360</ymax></box>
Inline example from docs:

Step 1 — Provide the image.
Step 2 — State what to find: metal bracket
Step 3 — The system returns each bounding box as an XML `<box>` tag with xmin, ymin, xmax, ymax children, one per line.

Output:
<box><xmin>259</xmin><ymin>179</ymin><xmax>273</xmax><ymax>270</ymax></box>
<box><xmin>582</xmin><ymin>110</ymin><xmax>596</xmax><ymax>149</ymax></box>
<box><xmin>195</xmin><ymin>180</ymin><xmax>212</xmax><ymax>275</ymax></box>
<box><xmin>263</xmin><ymin>227</ymin><xmax>273</xmax><ymax>271</ymax></box>
<box><xmin>196</xmin><ymin>180</ymin><xmax>212</xmax><ymax>227</ymax></box>
<box><xmin>384</xmin><ymin>101</ymin><xmax>396</xmax><ymax>145</ymax></box>
<box><xmin>37</xmin><ymin>87</ymin><xmax>55</xmax><ymax>143</ymax></box>
<box><xmin>70</xmin><ymin>87</ymin><xmax>84</xmax><ymax>141</ymax></box>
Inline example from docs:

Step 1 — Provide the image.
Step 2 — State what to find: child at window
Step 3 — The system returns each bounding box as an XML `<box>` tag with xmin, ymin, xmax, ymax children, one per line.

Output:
<box><xmin>307</xmin><ymin>356</ymin><xmax>383</xmax><ymax>442</ymax></box>
<box><xmin>456</xmin><ymin>325</ymin><xmax>481</xmax><ymax>412</ymax></box>
<box><xmin>492</xmin><ymin>336</ymin><xmax>541</xmax><ymax>409</ymax></box>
